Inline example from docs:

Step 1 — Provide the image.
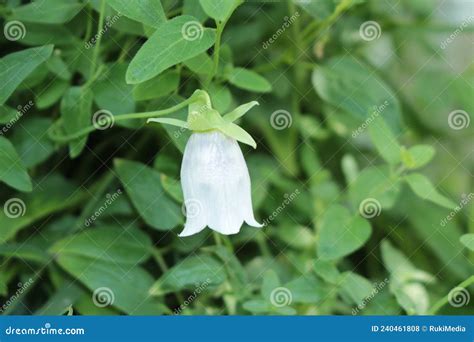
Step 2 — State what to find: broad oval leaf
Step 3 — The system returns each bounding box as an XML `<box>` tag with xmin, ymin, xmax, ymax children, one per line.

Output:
<box><xmin>199</xmin><ymin>0</ymin><xmax>242</xmax><ymax>22</ymax></box>
<box><xmin>11</xmin><ymin>0</ymin><xmax>84</xmax><ymax>24</ymax></box>
<box><xmin>227</xmin><ymin>67</ymin><xmax>272</xmax><ymax>93</ymax></box>
<box><xmin>0</xmin><ymin>45</ymin><xmax>53</xmax><ymax>105</ymax></box>
<box><xmin>114</xmin><ymin>159</ymin><xmax>182</xmax><ymax>230</ymax></box>
<box><xmin>126</xmin><ymin>15</ymin><xmax>216</xmax><ymax>84</ymax></box>
<box><xmin>107</xmin><ymin>0</ymin><xmax>166</xmax><ymax>28</ymax></box>
<box><xmin>0</xmin><ymin>136</ymin><xmax>32</xmax><ymax>192</ymax></box>
<box><xmin>317</xmin><ymin>205</ymin><xmax>372</xmax><ymax>260</ymax></box>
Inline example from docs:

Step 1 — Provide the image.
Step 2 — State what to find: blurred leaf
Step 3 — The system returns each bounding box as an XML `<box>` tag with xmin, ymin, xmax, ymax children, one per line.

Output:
<box><xmin>368</xmin><ymin>115</ymin><xmax>401</xmax><ymax>164</ymax></box>
<box><xmin>0</xmin><ymin>243</ymin><xmax>49</xmax><ymax>264</ymax></box>
<box><xmin>285</xmin><ymin>274</ymin><xmax>327</xmax><ymax>304</ymax></box>
<box><xmin>60</xmin><ymin>86</ymin><xmax>93</xmax><ymax>158</ymax></box>
<box><xmin>0</xmin><ymin>174</ymin><xmax>86</xmax><ymax>243</ymax></box>
<box><xmin>338</xmin><ymin>272</ymin><xmax>373</xmax><ymax>305</ymax></box>
<box><xmin>107</xmin><ymin>0</ymin><xmax>166</xmax><ymax>27</ymax></box>
<box><xmin>10</xmin><ymin>117</ymin><xmax>56</xmax><ymax>167</ymax></box>
<box><xmin>401</xmin><ymin>145</ymin><xmax>435</xmax><ymax>170</ymax></box>
<box><xmin>460</xmin><ymin>234</ymin><xmax>474</xmax><ymax>252</ymax></box>
<box><xmin>0</xmin><ymin>136</ymin><xmax>32</xmax><ymax>192</ymax></box>
<box><xmin>36</xmin><ymin>79</ymin><xmax>69</xmax><ymax>109</ymax></box>
<box><xmin>56</xmin><ymin>254</ymin><xmax>165</xmax><ymax>315</ymax></box>
<box><xmin>312</xmin><ymin>56</ymin><xmax>402</xmax><ymax>133</ymax></box>
<box><xmin>126</xmin><ymin>15</ymin><xmax>216</xmax><ymax>84</ymax></box>
<box><xmin>150</xmin><ymin>254</ymin><xmax>226</xmax><ymax>295</ymax></box>
<box><xmin>199</xmin><ymin>0</ymin><xmax>242</xmax><ymax>21</ymax></box>
<box><xmin>317</xmin><ymin>205</ymin><xmax>372</xmax><ymax>260</ymax></box>
<box><xmin>115</xmin><ymin>159</ymin><xmax>182</xmax><ymax>230</ymax></box>
<box><xmin>51</xmin><ymin>226</ymin><xmax>152</xmax><ymax>265</ymax></box>
<box><xmin>133</xmin><ymin>69</ymin><xmax>179</xmax><ymax>101</ymax></box>
<box><xmin>227</xmin><ymin>67</ymin><xmax>272</xmax><ymax>93</ymax></box>
<box><xmin>405</xmin><ymin>173</ymin><xmax>456</xmax><ymax>209</ymax></box>
<box><xmin>314</xmin><ymin>259</ymin><xmax>340</xmax><ymax>284</ymax></box>
<box><xmin>348</xmin><ymin>165</ymin><xmax>401</xmax><ymax>210</ymax></box>
<box><xmin>92</xmin><ymin>63</ymin><xmax>136</xmax><ymax>121</ymax></box>
<box><xmin>11</xmin><ymin>0</ymin><xmax>84</xmax><ymax>24</ymax></box>
<box><xmin>0</xmin><ymin>45</ymin><xmax>53</xmax><ymax>105</ymax></box>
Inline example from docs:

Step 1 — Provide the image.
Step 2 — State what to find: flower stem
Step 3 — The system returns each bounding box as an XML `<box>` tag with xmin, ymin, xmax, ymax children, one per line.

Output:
<box><xmin>428</xmin><ymin>275</ymin><xmax>474</xmax><ymax>314</ymax></box>
<box><xmin>48</xmin><ymin>95</ymin><xmax>197</xmax><ymax>142</ymax></box>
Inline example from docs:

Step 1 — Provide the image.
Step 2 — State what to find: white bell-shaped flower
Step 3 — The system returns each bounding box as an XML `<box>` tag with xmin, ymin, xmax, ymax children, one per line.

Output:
<box><xmin>179</xmin><ymin>131</ymin><xmax>262</xmax><ymax>236</ymax></box>
<box><xmin>147</xmin><ymin>89</ymin><xmax>262</xmax><ymax>237</ymax></box>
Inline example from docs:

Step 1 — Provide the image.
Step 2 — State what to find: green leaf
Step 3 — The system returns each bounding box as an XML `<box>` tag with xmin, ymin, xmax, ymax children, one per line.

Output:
<box><xmin>107</xmin><ymin>0</ymin><xmax>166</xmax><ymax>28</ymax></box>
<box><xmin>92</xmin><ymin>64</ymin><xmax>136</xmax><ymax>121</ymax></box>
<box><xmin>199</xmin><ymin>0</ymin><xmax>242</xmax><ymax>22</ymax></box>
<box><xmin>460</xmin><ymin>234</ymin><xmax>474</xmax><ymax>251</ymax></box>
<box><xmin>405</xmin><ymin>173</ymin><xmax>456</xmax><ymax>209</ymax></box>
<box><xmin>368</xmin><ymin>115</ymin><xmax>401</xmax><ymax>164</ymax></box>
<box><xmin>0</xmin><ymin>243</ymin><xmax>49</xmax><ymax>264</ymax></box>
<box><xmin>10</xmin><ymin>117</ymin><xmax>56</xmax><ymax>168</ymax></box>
<box><xmin>36</xmin><ymin>79</ymin><xmax>69</xmax><ymax>109</ymax></box>
<box><xmin>183</xmin><ymin>53</ymin><xmax>213</xmax><ymax>76</ymax></box>
<box><xmin>150</xmin><ymin>255</ymin><xmax>226</xmax><ymax>295</ymax></box>
<box><xmin>50</xmin><ymin>226</ymin><xmax>152</xmax><ymax>265</ymax></box>
<box><xmin>208</xmin><ymin>82</ymin><xmax>232</xmax><ymax>113</ymax></box>
<box><xmin>401</xmin><ymin>145</ymin><xmax>435</xmax><ymax>170</ymax></box>
<box><xmin>338</xmin><ymin>272</ymin><xmax>374</xmax><ymax>305</ymax></box>
<box><xmin>56</xmin><ymin>254</ymin><xmax>165</xmax><ymax>315</ymax></box>
<box><xmin>11</xmin><ymin>0</ymin><xmax>84</xmax><ymax>24</ymax></box>
<box><xmin>160</xmin><ymin>174</ymin><xmax>184</xmax><ymax>202</ymax></box>
<box><xmin>126</xmin><ymin>15</ymin><xmax>216</xmax><ymax>84</ymax></box>
<box><xmin>381</xmin><ymin>240</ymin><xmax>434</xmax><ymax>284</ymax></box>
<box><xmin>317</xmin><ymin>205</ymin><xmax>372</xmax><ymax>260</ymax></box>
<box><xmin>348</xmin><ymin>165</ymin><xmax>401</xmax><ymax>210</ymax></box>
<box><xmin>0</xmin><ymin>45</ymin><xmax>53</xmax><ymax>105</ymax></box>
<box><xmin>314</xmin><ymin>259</ymin><xmax>340</xmax><ymax>284</ymax></box>
<box><xmin>285</xmin><ymin>274</ymin><xmax>327</xmax><ymax>304</ymax></box>
<box><xmin>114</xmin><ymin>159</ymin><xmax>182</xmax><ymax>230</ymax></box>
<box><xmin>133</xmin><ymin>70</ymin><xmax>180</xmax><ymax>101</ymax></box>
<box><xmin>0</xmin><ymin>136</ymin><xmax>32</xmax><ymax>192</ymax></box>
<box><xmin>60</xmin><ymin>86</ymin><xmax>93</xmax><ymax>158</ymax></box>
<box><xmin>312</xmin><ymin>56</ymin><xmax>402</xmax><ymax>133</ymax></box>
<box><xmin>0</xmin><ymin>174</ymin><xmax>86</xmax><ymax>243</ymax></box>
<box><xmin>227</xmin><ymin>67</ymin><xmax>272</xmax><ymax>93</ymax></box>
<box><xmin>261</xmin><ymin>270</ymin><xmax>280</xmax><ymax>300</ymax></box>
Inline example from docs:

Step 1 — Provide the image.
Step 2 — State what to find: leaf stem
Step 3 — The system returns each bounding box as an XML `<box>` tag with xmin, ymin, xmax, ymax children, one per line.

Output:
<box><xmin>89</xmin><ymin>0</ymin><xmax>106</xmax><ymax>80</ymax></box>
<box><xmin>428</xmin><ymin>275</ymin><xmax>474</xmax><ymax>314</ymax></box>
<box><xmin>205</xmin><ymin>19</ymin><xmax>227</xmax><ymax>87</ymax></box>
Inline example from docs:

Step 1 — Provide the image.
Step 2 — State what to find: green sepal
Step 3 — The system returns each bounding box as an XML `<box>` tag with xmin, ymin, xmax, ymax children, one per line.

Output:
<box><xmin>146</xmin><ymin>89</ymin><xmax>258</xmax><ymax>148</ymax></box>
<box><xmin>223</xmin><ymin>101</ymin><xmax>259</xmax><ymax>122</ymax></box>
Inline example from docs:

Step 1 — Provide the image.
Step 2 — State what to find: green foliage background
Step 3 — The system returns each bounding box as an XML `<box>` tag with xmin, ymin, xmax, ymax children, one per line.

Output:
<box><xmin>0</xmin><ymin>0</ymin><xmax>473</xmax><ymax>316</ymax></box>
